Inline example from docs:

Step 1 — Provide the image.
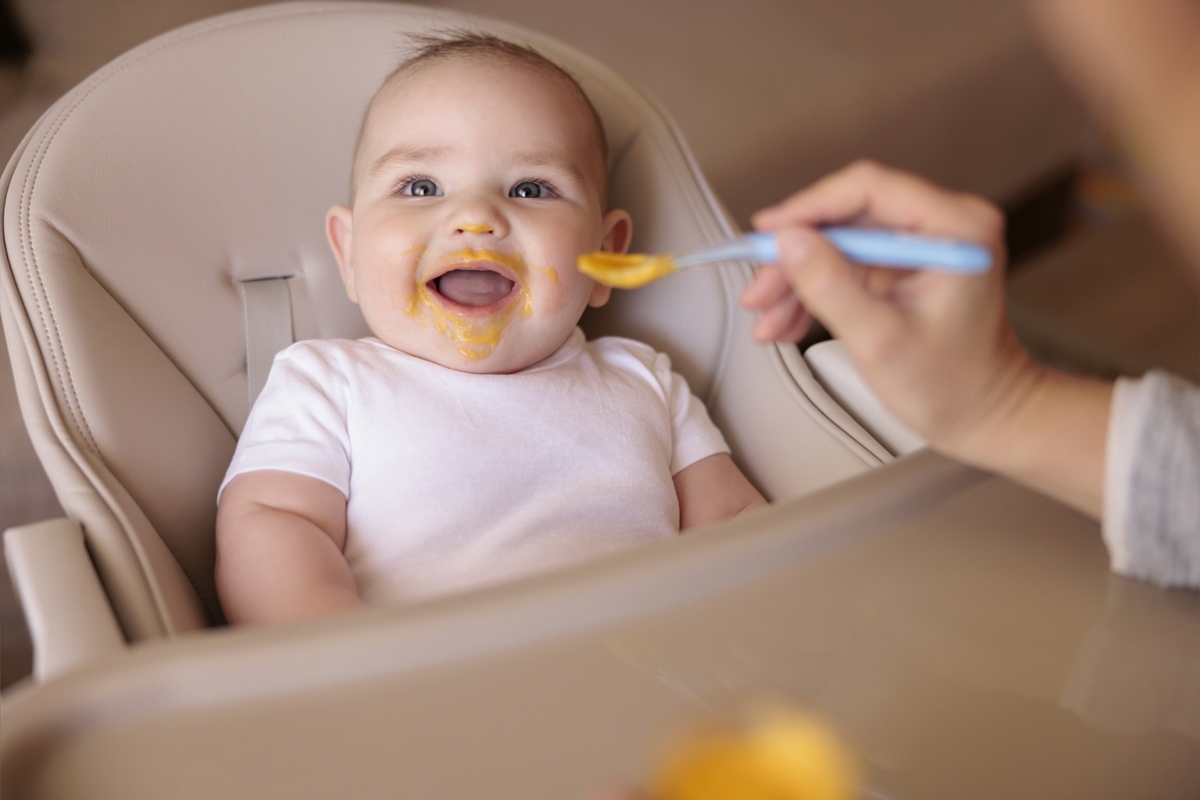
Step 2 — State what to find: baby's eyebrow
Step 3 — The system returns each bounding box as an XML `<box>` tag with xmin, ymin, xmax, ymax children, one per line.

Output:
<box><xmin>513</xmin><ymin>150</ymin><xmax>588</xmax><ymax>184</ymax></box>
<box><xmin>369</xmin><ymin>145</ymin><xmax>448</xmax><ymax>177</ymax></box>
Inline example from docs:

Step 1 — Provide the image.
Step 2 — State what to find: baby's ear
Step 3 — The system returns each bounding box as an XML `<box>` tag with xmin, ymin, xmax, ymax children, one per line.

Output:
<box><xmin>325</xmin><ymin>205</ymin><xmax>358</xmax><ymax>303</ymax></box>
<box><xmin>601</xmin><ymin>209</ymin><xmax>633</xmax><ymax>254</ymax></box>
<box><xmin>587</xmin><ymin>209</ymin><xmax>632</xmax><ymax>308</ymax></box>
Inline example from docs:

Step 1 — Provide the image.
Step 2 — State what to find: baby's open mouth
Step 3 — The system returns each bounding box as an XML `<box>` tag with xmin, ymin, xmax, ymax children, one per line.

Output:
<box><xmin>431</xmin><ymin>269</ymin><xmax>517</xmax><ymax>309</ymax></box>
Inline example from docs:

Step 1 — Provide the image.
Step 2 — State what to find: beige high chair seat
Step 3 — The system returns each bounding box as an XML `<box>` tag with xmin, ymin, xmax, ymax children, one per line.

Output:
<box><xmin>4</xmin><ymin>6</ymin><xmax>1199</xmax><ymax>798</ymax></box>
<box><xmin>0</xmin><ymin>0</ymin><xmax>898</xmax><ymax>664</ymax></box>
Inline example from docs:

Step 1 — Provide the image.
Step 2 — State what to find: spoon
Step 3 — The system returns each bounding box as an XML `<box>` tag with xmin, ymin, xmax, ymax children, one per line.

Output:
<box><xmin>577</xmin><ymin>228</ymin><xmax>992</xmax><ymax>289</ymax></box>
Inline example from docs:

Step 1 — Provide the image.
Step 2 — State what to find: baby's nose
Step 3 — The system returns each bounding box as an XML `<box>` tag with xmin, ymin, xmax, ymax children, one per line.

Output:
<box><xmin>457</xmin><ymin>223</ymin><xmax>495</xmax><ymax>234</ymax></box>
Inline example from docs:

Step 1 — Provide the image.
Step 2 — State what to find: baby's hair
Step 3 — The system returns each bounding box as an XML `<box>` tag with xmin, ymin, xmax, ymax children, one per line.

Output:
<box><xmin>349</xmin><ymin>31</ymin><xmax>611</xmax><ymax>204</ymax></box>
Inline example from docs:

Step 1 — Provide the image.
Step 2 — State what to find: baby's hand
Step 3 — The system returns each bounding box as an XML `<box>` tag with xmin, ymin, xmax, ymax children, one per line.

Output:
<box><xmin>742</xmin><ymin>160</ymin><xmax>1039</xmax><ymax>460</ymax></box>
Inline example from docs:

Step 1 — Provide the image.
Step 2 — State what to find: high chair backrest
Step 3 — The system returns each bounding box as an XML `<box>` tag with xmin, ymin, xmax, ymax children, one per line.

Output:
<box><xmin>0</xmin><ymin>1</ymin><xmax>888</xmax><ymax>643</ymax></box>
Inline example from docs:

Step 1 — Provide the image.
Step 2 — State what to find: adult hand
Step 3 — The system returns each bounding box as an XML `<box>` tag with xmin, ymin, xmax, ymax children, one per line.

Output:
<box><xmin>741</xmin><ymin>160</ymin><xmax>1037</xmax><ymax>462</ymax></box>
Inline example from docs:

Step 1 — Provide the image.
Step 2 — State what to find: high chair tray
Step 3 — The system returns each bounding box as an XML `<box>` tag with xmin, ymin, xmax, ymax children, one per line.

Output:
<box><xmin>3</xmin><ymin>452</ymin><xmax>1198</xmax><ymax>800</ymax></box>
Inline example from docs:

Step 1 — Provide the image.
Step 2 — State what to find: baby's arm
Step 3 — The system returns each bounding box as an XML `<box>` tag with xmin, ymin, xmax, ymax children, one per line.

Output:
<box><xmin>674</xmin><ymin>453</ymin><xmax>767</xmax><ymax>530</ymax></box>
<box><xmin>216</xmin><ymin>470</ymin><xmax>363</xmax><ymax>624</ymax></box>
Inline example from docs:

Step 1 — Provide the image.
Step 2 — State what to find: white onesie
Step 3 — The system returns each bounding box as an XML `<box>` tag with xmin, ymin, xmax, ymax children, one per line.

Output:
<box><xmin>221</xmin><ymin>328</ymin><xmax>730</xmax><ymax>604</ymax></box>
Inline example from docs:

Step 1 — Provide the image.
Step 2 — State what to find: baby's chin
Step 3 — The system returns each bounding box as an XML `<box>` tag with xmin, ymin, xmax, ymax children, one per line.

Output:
<box><xmin>384</xmin><ymin>328</ymin><xmax>565</xmax><ymax>375</ymax></box>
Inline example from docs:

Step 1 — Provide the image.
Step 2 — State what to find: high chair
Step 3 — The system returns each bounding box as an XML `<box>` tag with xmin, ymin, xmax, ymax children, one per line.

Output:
<box><xmin>2</xmin><ymin>3</ymin><xmax>1133</xmax><ymax>797</ymax></box>
<box><xmin>0</xmin><ymin>0</ymin><xmax>911</xmax><ymax>670</ymax></box>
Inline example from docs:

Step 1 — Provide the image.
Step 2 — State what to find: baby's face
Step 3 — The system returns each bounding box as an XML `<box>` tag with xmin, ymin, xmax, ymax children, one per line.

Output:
<box><xmin>327</xmin><ymin>57</ymin><xmax>631</xmax><ymax>373</ymax></box>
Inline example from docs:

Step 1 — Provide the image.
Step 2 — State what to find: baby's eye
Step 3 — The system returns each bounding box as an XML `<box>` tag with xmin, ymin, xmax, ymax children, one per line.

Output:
<box><xmin>400</xmin><ymin>178</ymin><xmax>441</xmax><ymax>197</ymax></box>
<box><xmin>511</xmin><ymin>180</ymin><xmax>554</xmax><ymax>199</ymax></box>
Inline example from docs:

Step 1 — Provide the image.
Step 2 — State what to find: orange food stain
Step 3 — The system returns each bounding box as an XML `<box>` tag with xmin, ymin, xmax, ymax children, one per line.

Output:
<box><xmin>404</xmin><ymin>248</ymin><xmax>533</xmax><ymax>360</ymax></box>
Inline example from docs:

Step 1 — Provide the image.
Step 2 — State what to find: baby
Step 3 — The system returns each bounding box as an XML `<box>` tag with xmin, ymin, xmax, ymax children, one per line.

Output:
<box><xmin>215</xmin><ymin>33</ymin><xmax>765</xmax><ymax>624</ymax></box>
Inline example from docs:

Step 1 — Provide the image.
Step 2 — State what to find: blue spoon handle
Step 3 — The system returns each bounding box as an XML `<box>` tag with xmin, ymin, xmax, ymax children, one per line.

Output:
<box><xmin>679</xmin><ymin>229</ymin><xmax>992</xmax><ymax>273</ymax></box>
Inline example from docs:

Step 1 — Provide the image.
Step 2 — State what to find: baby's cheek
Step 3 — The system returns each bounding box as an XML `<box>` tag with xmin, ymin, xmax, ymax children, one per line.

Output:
<box><xmin>384</xmin><ymin>248</ymin><xmax>424</xmax><ymax>310</ymax></box>
<box><xmin>529</xmin><ymin>268</ymin><xmax>563</xmax><ymax>316</ymax></box>
<box><xmin>387</xmin><ymin>271</ymin><xmax>417</xmax><ymax>312</ymax></box>
<box><xmin>545</xmin><ymin>270</ymin><xmax>598</xmax><ymax>319</ymax></box>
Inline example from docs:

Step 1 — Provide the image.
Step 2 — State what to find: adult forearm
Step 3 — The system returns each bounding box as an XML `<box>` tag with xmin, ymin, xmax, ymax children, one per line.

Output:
<box><xmin>937</xmin><ymin>366</ymin><xmax>1113</xmax><ymax>519</ymax></box>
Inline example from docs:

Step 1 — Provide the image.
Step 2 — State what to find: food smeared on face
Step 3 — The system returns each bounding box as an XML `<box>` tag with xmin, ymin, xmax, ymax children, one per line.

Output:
<box><xmin>407</xmin><ymin>248</ymin><xmax>533</xmax><ymax>359</ymax></box>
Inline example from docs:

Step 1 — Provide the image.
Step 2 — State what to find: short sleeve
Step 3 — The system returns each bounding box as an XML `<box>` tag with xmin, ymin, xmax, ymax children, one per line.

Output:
<box><xmin>654</xmin><ymin>352</ymin><xmax>731</xmax><ymax>475</ymax></box>
<box><xmin>218</xmin><ymin>342</ymin><xmax>354</xmax><ymax>502</ymax></box>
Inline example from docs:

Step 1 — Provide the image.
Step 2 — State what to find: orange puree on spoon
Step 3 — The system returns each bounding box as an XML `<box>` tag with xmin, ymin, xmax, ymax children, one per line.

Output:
<box><xmin>576</xmin><ymin>251</ymin><xmax>677</xmax><ymax>289</ymax></box>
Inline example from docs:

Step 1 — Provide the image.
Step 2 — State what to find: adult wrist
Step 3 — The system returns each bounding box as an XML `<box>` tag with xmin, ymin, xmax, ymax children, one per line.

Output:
<box><xmin>926</xmin><ymin>346</ymin><xmax>1047</xmax><ymax>470</ymax></box>
<box><xmin>932</xmin><ymin>365</ymin><xmax>1113</xmax><ymax>518</ymax></box>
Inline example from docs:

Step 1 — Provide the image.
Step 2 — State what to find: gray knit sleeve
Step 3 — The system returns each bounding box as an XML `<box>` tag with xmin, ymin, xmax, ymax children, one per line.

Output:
<box><xmin>1104</xmin><ymin>371</ymin><xmax>1200</xmax><ymax>588</ymax></box>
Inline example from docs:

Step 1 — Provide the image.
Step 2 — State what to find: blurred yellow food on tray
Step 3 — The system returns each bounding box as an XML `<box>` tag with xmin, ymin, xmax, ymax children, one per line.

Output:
<box><xmin>652</xmin><ymin>709</ymin><xmax>858</xmax><ymax>800</ymax></box>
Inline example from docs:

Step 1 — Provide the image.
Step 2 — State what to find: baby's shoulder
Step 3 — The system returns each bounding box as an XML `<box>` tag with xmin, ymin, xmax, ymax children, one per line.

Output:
<box><xmin>585</xmin><ymin>334</ymin><xmax>672</xmax><ymax>372</ymax></box>
<box><xmin>273</xmin><ymin>337</ymin><xmax>395</xmax><ymax>377</ymax></box>
<box><xmin>585</xmin><ymin>334</ymin><xmax>659</xmax><ymax>361</ymax></box>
